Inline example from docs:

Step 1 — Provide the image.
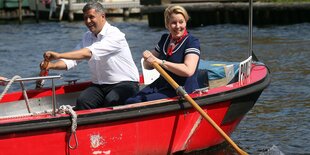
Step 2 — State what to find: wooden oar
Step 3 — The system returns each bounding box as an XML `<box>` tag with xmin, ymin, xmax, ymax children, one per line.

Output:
<box><xmin>151</xmin><ymin>62</ymin><xmax>248</xmax><ymax>155</ymax></box>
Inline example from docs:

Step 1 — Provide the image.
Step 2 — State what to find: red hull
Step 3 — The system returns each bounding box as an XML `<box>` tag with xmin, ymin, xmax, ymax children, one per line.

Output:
<box><xmin>0</xmin><ymin>64</ymin><xmax>270</xmax><ymax>155</ymax></box>
<box><xmin>0</xmin><ymin>102</ymin><xmax>240</xmax><ymax>155</ymax></box>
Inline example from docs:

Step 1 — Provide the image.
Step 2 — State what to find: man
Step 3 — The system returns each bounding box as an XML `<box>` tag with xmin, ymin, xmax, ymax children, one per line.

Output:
<box><xmin>41</xmin><ymin>2</ymin><xmax>139</xmax><ymax>110</ymax></box>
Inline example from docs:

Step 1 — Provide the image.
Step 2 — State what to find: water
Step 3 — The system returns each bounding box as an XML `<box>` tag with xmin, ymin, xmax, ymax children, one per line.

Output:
<box><xmin>0</xmin><ymin>18</ymin><xmax>309</xmax><ymax>155</ymax></box>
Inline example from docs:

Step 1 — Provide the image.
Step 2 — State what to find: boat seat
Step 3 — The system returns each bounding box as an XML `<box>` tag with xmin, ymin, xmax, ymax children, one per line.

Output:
<box><xmin>140</xmin><ymin>58</ymin><xmax>160</xmax><ymax>85</ymax></box>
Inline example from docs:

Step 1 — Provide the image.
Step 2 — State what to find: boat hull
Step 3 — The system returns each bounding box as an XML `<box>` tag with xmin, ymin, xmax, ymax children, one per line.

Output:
<box><xmin>0</xmin><ymin>101</ymin><xmax>246</xmax><ymax>155</ymax></box>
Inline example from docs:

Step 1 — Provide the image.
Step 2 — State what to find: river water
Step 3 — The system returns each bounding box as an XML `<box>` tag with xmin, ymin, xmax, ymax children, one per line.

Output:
<box><xmin>0</xmin><ymin>18</ymin><xmax>309</xmax><ymax>155</ymax></box>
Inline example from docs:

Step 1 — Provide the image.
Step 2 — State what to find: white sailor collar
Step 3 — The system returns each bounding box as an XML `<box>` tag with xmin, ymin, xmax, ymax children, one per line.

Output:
<box><xmin>163</xmin><ymin>34</ymin><xmax>189</xmax><ymax>55</ymax></box>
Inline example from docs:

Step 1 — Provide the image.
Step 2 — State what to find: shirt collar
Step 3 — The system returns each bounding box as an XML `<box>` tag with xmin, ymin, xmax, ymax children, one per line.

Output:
<box><xmin>92</xmin><ymin>22</ymin><xmax>110</xmax><ymax>38</ymax></box>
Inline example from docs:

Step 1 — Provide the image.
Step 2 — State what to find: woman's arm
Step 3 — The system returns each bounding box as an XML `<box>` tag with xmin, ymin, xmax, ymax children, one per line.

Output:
<box><xmin>143</xmin><ymin>51</ymin><xmax>199</xmax><ymax>77</ymax></box>
<box><xmin>159</xmin><ymin>54</ymin><xmax>199</xmax><ymax>77</ymax></box>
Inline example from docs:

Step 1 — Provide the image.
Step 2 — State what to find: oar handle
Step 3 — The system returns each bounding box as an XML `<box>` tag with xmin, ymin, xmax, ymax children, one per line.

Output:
<box><xmin>151</xmin><ymin>62</ymin><xmax>248</xmax><ymax>155</ymax></box>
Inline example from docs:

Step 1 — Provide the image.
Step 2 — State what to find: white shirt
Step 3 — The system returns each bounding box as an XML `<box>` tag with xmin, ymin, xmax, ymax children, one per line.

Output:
<box><xmin>62</xmin><ymin>22</ymin><xmax>139</xmax><ymax>84</ymax></box>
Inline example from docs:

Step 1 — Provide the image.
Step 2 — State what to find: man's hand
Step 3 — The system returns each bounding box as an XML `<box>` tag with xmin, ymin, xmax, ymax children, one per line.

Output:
<box><xmin>39</xmin><ymin>60</ymin><xmax>49</xmax><ymax>70</ymax></box>
<box><xmin>44</xmin><ymin>51</ymin><xmax>60</xmax><ymax>61</ymax></box>
<box><xmin>0</xmin><ymin>76</ymin><xmax>7</xmax><ymax>86</ymax></box>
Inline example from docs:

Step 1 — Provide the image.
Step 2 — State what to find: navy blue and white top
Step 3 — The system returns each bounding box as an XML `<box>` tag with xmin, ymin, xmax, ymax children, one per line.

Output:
<box><xmin>125</xmin><ymin>32</ymin><xmax>201</xmax><ymax>104</ymax></box>
<box><xmin>153</xmin><ymin>32</ymin><xmax>201</xmax><ymax>93</ymax></box>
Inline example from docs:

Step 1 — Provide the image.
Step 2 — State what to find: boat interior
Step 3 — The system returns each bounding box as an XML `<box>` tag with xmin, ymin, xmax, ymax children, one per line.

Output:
<box><xmin>0</xmin><ymin>56</ymin><xmax>252</xmax><ymax>119</ymax></box>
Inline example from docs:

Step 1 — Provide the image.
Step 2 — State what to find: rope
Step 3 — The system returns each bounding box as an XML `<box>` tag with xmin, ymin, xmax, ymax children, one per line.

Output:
<box><xmin>1</xmin><ymin>76</ymin><xmax>79</xmax><ymax>149</ymax></box>
<box><xmin>0</xmin><ymin>75</ymin><xmax>21</xmax><ymax>102</ymax></box>
<box><xmin>58</xmin><ymin>105</ymin><xmax>78</xmax><ymax>149</ymax></box>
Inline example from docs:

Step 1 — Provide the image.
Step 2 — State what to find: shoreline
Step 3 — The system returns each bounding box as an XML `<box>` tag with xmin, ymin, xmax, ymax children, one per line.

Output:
<box><xmin>1</xmin><ymin>2</ymin><xmax>310</xmax><ymax>26</ymax></box>
<box><xmin>142</xmin><ymin>2</ymin><xmax>310</xmax><ymax>27</ymax></box>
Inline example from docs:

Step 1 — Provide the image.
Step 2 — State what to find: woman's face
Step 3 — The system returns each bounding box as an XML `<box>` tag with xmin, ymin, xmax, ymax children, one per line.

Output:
<box><xmin>167</xmin><ymin>13</ymin><xmax>187</xmax><ymax>40</ymax></box>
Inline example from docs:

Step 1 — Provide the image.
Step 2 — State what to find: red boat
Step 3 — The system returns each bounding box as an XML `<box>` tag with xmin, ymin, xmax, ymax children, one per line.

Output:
<box><xmin>0</xmin><ymin>55</ymin><xmax>270</xmax><ymax>154</ymax></box>
<box><xmin>0</xmin><ymin>1</ymin><xmax>269</xmax><ymax>154</ymax></box>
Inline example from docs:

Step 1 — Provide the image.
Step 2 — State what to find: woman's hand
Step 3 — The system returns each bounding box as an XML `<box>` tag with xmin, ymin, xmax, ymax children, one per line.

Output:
<box><xmin>143</xmin><ymin>50</ymin><xmax>160</xmax><ymax>64</ymax></box>
<box><xmin>142</xmin><ymin>50</ymin><xmax>158</xmax><ymax>70</ymax></box>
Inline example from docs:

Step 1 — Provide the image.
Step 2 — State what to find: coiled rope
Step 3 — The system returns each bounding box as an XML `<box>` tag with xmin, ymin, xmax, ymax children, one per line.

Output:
<box><xmin>0</xmin><ymin>75</ymin><xmax>21</xmax><ymax>102</ymax></box>
<box><xmin>58</xmin><ymin>105</ymin><xmax>78</xmax><ymax>149</ymax></box>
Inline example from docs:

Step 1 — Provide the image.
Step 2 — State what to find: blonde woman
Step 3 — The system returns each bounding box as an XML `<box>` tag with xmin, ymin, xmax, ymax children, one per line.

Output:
<box><xmin>127</xmin><ymin>5</ymin><xmax>200</xmax><ymax>103</ymax></box>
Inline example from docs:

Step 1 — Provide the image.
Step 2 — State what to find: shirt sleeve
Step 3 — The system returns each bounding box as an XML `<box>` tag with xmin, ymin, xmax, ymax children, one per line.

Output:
<box><xmin>86</xmin><ymin>29</ymin><xmax>124</xmax><ymax>57</ymax></box>
<box><xmin>60</xmin><ymin>59</ymin><xmax>78</xmax><ymax>70</ymax></box>
<box><xmin>185</xmin><ymin>35</ymin><xmax>200</xmax><ymax>56</ymax></box>
<box><xmin>155</xmin><ymin>33</ymin><xmax>169</xmax><ymax>53</ymax></box>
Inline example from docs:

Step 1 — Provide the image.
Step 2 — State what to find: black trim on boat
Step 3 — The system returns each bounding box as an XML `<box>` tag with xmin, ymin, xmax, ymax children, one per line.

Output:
<box><xmin>222</xmin><ymin>91</ymin><xmax>262</xmax><ymax>124</ymax></box>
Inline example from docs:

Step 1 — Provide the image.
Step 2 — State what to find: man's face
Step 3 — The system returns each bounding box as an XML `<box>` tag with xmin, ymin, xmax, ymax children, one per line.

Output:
<box><xmin>83</xmin><ymin>9</ymin><xmax>105</xmax><ymax>36</ymax></box>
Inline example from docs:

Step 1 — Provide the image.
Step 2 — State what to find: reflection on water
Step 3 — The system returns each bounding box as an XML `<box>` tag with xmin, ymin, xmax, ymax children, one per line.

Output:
<box><xmin>0</xmin><ymin>18</ymin><xmax>309</xmax><ymax>154</ymax></box>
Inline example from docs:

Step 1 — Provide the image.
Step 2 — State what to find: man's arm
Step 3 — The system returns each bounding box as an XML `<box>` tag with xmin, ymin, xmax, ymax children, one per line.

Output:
<box><xmin>46</xmin><ymin>60</ymin><xmax>68</xmax><ymax>70</ymax></box>
<box><xmin>44</xmin><ymin>48</ymin><xmax>92</xmax><ymax>61</ymax></box>
<box><xmin>43</xmin><ymin>48</ymin><xmax>92</xmax><ymax>70</ymax></box>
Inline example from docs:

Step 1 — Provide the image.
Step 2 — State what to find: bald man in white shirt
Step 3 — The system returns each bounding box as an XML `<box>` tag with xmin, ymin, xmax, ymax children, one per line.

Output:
<box><xmin>41</xmin><ymin>2</ymin><xmax>139</xmax><ymax>110</ymax></box>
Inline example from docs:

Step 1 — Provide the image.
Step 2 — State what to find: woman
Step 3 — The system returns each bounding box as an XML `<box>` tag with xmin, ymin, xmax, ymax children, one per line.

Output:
<box><xmin>126</xmin><ymin>5</ymin><xmax>201</xmax><ymax>104</ymax></box>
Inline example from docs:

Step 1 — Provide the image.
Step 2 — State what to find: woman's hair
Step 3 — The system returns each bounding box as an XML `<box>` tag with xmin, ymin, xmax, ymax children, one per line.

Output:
<box><xmin>164</xmin><ymin>5</ymin><xmax>189</xmax><ymax>28</ymax></box>
<box><xmin>83</xmin><ymin>1</ymin><xmax>105</xmax><ymax>15</ymax></box>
